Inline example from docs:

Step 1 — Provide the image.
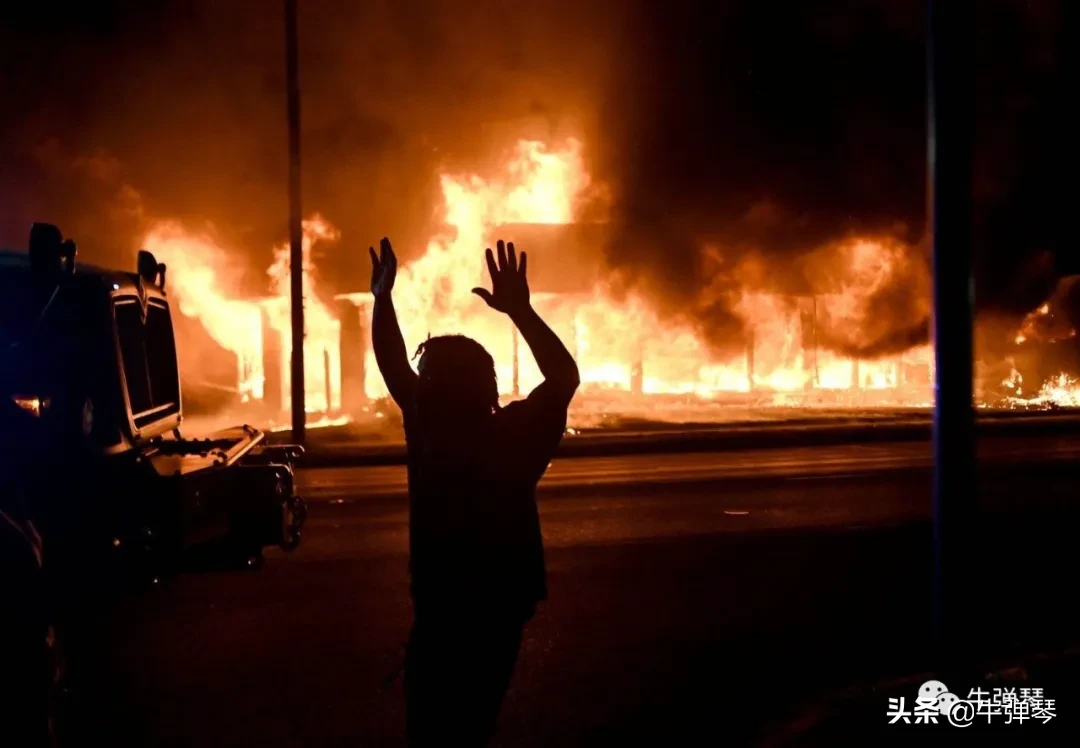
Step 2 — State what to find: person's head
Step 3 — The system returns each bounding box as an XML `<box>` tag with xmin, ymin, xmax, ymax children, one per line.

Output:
<box><xmin>414</xmin><ymin>335</ymin><xmax>499</xmax><ymax>426</ymax></box>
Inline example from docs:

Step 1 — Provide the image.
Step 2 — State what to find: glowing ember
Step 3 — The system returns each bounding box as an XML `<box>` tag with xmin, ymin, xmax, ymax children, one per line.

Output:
<box><xmin>1005</xmin><ymin>372</ymin><xmax>1080</xmax><ymax>408</ymax></box>
<box><xmin>1036</xmin><ymin>373</ymin><xmax>1080</xmax><ymax>407</ymax></box>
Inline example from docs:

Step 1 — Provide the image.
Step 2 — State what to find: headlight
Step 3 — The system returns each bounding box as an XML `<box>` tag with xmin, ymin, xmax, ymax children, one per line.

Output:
<box><xmin>12</xmin><ymin>395</ymin><xmax>50</xmax><ymax>418</ymax></box>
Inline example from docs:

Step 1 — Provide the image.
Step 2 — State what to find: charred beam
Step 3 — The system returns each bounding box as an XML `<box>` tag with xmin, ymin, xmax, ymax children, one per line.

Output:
<box><xmin>261</xmin><ymin>308</ymin><xmax>283</xmax><ymax>416</ymax></box>
<box><xmin>323</xmin><ymin>347</ymin><xmax>332</xmax><ymax>415</ymax></box>
<box><xmin>338</xmin><ymin>300</ymin><xmax>368</xmax><ymax>417</ymax></box>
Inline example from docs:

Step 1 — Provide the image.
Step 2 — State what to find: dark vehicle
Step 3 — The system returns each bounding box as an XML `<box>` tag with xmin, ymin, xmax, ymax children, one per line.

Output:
<box><xmin>1</xmin><ymin>223</ymin><xmax>306</xmax><ymax>578</ymax></box>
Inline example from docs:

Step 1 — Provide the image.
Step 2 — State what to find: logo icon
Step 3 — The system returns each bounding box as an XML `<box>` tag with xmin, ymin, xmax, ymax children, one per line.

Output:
<box><xmin>888</xmin><ymin>681</ymin><xmax>1055</xmax><ymax>727</ymax></box>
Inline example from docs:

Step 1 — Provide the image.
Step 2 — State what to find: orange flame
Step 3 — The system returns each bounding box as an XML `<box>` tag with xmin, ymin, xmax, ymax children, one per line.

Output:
<box><xmin>380</xmin><ymin>139</ymin><xmax>600</xmax><ymax>398</ymax></box>
<box><xmin>374</xmin><ymin>139</ymin><xmax>935</xmax><ymax>405</ymax></box>
<box><xmin>142</xmin><ymin>224</ymin><xmax>264</xmax><ymax>401</ymax></box>
<box><xmin>1001</xmin><ymin>365</ymin><xmax>1023</xmax><ymax>395</ymax></box>
<box><xmin>1005</xmin><ymin>372</ymin><xmax>1080</xmax><ymax>408</ymax></box>
<box><xmin>148</xmin><ymin>136</ymin><xmax>1078</xmax><ymax>424</ymax></box>
<box><xmin>1014</xmin><ymin>302</ymin><xmax>1076</xmax><ymax>345</ymax></box>
<box><xmin>1035</xmin><ymin>373</ymin><xmax>1080</xmax><ymax>407</ymax></box>
<box><xmin>144</xmin><ymin>216</ymin><xmax>342</xmax><ymax>417</ymax></box>
<box><xmin>264</xmin><ymin>215</ymin><xmax>342</xmax><ymax>414</ymax></box>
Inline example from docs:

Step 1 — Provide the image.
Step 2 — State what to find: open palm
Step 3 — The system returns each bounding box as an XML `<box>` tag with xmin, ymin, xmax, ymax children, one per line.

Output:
<box><xmin>368</xmin><ymin>237</ymin><xmax>397</xmax><ymax>298</ymax></box>
<box><xmin>472</xmin><ymin>239</ymin><xmax>529</xmax><ymax>315</ymax></box>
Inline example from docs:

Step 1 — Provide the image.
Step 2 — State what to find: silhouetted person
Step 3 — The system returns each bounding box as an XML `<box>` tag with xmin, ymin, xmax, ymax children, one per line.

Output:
<box><xmin>370</xmin><ymin>238</ymin><xmax>579</xmax><ymax>746</ymax></box>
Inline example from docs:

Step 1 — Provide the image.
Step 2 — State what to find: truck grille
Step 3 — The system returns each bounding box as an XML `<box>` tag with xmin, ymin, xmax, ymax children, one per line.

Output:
<box><xmin>114</xmin><ymin>298</ymin><xmax>181</xmax><ymax>430</ymax></box>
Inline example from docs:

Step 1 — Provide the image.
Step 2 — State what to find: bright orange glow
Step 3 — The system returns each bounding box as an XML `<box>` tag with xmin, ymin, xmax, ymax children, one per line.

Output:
<box><xmin>1035</xmin><ymin>373</ymin><xmax>1080</xmax><ymax>407</ymax></box>
<box><xmin>145</xmin><ymin>216</ymin><xmax>342</xmax><ymax>415</ymax></box>
<box><xmin>143</xmin><ymin>224</ymin><xmax>264</xmax><ymax>401</ymax></box>
<box><xmin>149</xmin><ymin>136</ymin><xmax>1078</xmax><ymax>423</ymax></box>
<box><xmin>1005</xmin><ymin>372</ymin><xmax>1080</xmax><ymax>408</ymax></box>
<box><xmin>264</xmin><ymin>216</ymin><xmax>342</xmax><ymax>414</ymax></box>
<box><xmin>374</xmin><ymin>139</ymin><xmax>937</xmax><ymax>406</ymax></box>
<box><xmin>1002</xmin><ymin>366</ymin><xmax>1023</xmax><ymax>396</ymax></box>
<box><xmin>1015</xmin><ymin>301</ymin><xmax>1075</xmax><ymax>345</ymax></box>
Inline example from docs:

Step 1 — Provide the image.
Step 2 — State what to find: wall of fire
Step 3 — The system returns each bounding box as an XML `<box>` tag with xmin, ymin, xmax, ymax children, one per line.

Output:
<box><xmin>253</xmin><ymin>291</ymin><xmax>937</xmax><ymax>421</ymax></box>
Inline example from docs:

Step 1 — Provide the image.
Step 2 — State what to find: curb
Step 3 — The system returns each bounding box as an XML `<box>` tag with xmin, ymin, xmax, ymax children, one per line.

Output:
<box><xmin>294</xmin><ymin>414</ymin><xmax>1080</xmax><ymax>468</ymax></box>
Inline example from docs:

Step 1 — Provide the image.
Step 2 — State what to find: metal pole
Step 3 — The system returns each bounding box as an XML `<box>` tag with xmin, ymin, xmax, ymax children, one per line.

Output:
<box><xmin>285</xmin><ymin>0</ymin><xmax>305</xmax><ymax>444</ymax></box>
<box><xmin>512</xmin><ymin>323</ymin><xmax>520</xmax><ymax>397</ymax></box>
<box><xmin>928</xmin><ymin>0</ymin><xmax>976</xmax><ymax>663</ymax></box>
<box><xmin>261</xmin><ymin>308</ymin><xmax>284</xmax><ymax>416</ymax></box>
<box><xmin>323</xmin><ymin>347</ymin><xmax>332</xmax><ymax>415</ymax></box>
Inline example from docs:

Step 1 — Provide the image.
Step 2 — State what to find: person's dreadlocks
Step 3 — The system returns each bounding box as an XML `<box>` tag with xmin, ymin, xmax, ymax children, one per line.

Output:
<box><xmin>413</xmin><ymin>334</ymin><xmax>500</xmax><ymax>413</ymax></box>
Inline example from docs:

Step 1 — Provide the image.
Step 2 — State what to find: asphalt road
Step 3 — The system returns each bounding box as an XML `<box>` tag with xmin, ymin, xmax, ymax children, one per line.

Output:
<box><xmin>70</xmin><ymin>436</ymin><xmax>1080</xmax><ymax>747</ymax></box>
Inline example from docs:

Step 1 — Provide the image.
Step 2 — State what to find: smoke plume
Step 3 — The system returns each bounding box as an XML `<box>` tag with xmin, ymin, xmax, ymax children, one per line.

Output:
<box><xmin>0</xmin><ymin>0</ymin><xmax>1067</xmax><ymax>359</ymax></box>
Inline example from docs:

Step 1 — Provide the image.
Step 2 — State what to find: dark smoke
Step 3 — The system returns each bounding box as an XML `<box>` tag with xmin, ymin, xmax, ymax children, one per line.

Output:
<box><xmin>1</xmin><ymin>0</ymin><xmax>619</xmax><ymax>277</ymax></box>
<box><xmin>0</xmin><ymin>0</ymin><xmax>1068</xmax><ymax>358</ymax></box>
<box><xmin>598</xmin><ymin>0</ymin><xmax>1068</xmax><ymax>357</ymax></box>
<box><xmin>597</xmin><ymin>0</ymin><xmax>926</xmax><ymax>356</ymax></box>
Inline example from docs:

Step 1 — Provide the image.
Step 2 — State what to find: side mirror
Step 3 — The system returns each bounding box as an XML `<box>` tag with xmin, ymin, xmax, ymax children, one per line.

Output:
<box><xmin>136</xmin><ymin>250</ymin><xmax>167</xmax><ymax>288</ymax></box>
<box><xmin>137</xmin><ymin>249</ymin><xmax>158</xmax><ymax>285</ymax></box>
<box><xmin>29</xmin><ymin>222</ymin><xmax>77</xmax><ymax>277</ymax></box>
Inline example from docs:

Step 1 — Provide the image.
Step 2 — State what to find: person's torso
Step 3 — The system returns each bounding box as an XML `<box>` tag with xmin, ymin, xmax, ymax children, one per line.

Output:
<box><xmin>403</xmin><ymin>406</ymin><xmax>547</xmax><ymax>604</ymax></box>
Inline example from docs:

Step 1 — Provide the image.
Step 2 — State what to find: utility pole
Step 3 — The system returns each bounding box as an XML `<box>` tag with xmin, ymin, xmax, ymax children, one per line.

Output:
<box><xmin>285</xmin><ymin>0</ymin><xmax>305</xmax><ymax>444</ymax></box>
<box><xmin>927</xmin><ymin>0</ymin><xmax>976</xmax><ymax>666</ymax></box>
<box><xmin>512</xmin><ymin>324</ymin><xmax>520</xmax><ymax>397</ymax></box>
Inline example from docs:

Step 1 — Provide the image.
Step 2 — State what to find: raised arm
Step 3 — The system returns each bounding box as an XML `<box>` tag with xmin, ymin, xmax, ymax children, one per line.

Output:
<box><xmin>472</xmin><ymin>240</ymin><xmax>580</xmax><ymax>408</ymax></box>
<box><xmin>369</xmin><ymin>238</ymin><xmax>417</xmax><ymax>408</ymax></box>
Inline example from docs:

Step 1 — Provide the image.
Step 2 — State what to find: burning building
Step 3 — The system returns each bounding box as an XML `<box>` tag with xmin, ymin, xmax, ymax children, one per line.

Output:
<box><xmin>144</xmin><ymin>216</ymin><xmax>345</xmax><ymax>428</ymax></box>
<box><xmin>145</xmin><ymin>138</ymin><xmax>1078</xmax><ymax>432</ymax></box>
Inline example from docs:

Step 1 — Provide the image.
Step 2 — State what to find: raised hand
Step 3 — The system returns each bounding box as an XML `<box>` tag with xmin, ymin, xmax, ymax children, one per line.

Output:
<box><xmin>472</xmin><ymin>239</ymin><xmax>530</xmax><ymax>316</ymax></box>
<box><xmin>368</xmin><ymin>237</ymin><xmax>397</xmax><ymax>298</ymax></box>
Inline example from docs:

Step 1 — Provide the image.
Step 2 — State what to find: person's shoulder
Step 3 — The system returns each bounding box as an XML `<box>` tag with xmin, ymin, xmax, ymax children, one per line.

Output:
<box><xmin>499</xmin><ymin>398</ymin><xmax>530</xmax><ymax>415</ymax></box>
<box><xmin>497</xmin><ymin>394</ymin><xmax>568</xmax><ymax>437</ymax></box>
<box><xmin>501</xmin><ymin>394</ymin><xmax>563</xmax><ymax>423</ymax></box>
<box><xmin>495</xmin><ymin>398</ymin><xmax>530</xmax><ymax>425</ymax></box>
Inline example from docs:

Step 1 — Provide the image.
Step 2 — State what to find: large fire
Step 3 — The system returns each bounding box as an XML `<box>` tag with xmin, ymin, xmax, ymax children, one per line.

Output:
<box><xmin>358</xmin><ymin>139</ymin><xmax>938</xmax><ymax>404</ymax></box>
<box><xmin>145</xmin><ymin>216</ymin><xmax>342</xmax><ymax>416</ymax></box>
<box><xmin>144</xmin><ymin>137</ymin><xmax>1079</xmax><ymax>427</ymax></box>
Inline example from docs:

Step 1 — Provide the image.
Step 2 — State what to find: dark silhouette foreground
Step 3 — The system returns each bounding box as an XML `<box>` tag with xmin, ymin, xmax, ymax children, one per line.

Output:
<box><xmin>0</xmin><ymin>397</ymin><xmax>50</xmax><ymax>747</ymax></box>
<box><xmin>370</xmin><ymin>238</ymin><xmax>579</xmax><ymax>746</ymax></box>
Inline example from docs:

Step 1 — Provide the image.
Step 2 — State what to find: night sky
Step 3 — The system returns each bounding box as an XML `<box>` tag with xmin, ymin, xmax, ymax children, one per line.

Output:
<box><xmin>0</xmin><ymin>0</ymin><xmax>1069</xmax><ymax>347</ymax></box>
